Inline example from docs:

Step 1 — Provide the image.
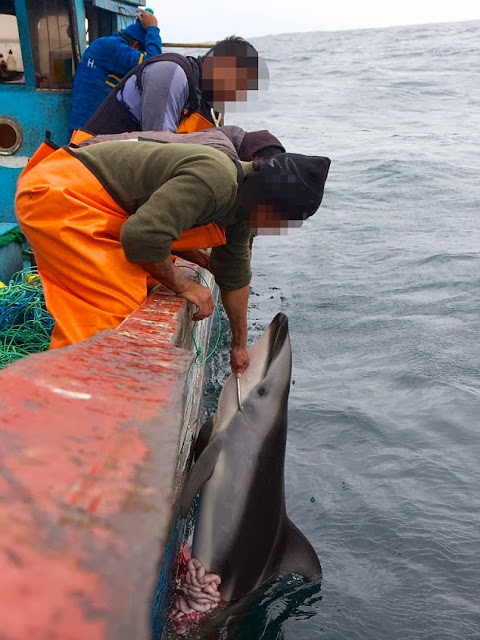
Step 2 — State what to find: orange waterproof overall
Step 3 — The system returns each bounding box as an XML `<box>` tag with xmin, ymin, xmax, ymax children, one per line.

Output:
<box><xmin>15</xmin><ymin>143</ymin><xmax>226</xmax><ymax>349</ymax></box>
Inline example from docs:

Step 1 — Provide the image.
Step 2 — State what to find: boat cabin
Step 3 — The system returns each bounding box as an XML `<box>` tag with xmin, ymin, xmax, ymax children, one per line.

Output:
<box><xmin>0</xmin><ymin>0</ymin><xmax>145</xmax><ymax>223</ymax></box>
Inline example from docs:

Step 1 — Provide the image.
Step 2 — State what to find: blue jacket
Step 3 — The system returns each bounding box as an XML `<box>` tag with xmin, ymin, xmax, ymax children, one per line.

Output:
<box><xmin>68</xmin><ymin>29</ymin><xmax>162</xmax><ymax>135</ymax></box>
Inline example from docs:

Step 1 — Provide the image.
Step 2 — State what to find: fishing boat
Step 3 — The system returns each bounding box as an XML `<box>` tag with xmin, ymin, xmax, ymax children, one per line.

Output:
<box><xmin>0</xmin><ymin>2</ymin><xmax>215</xmax><ymax>638</ymax></box>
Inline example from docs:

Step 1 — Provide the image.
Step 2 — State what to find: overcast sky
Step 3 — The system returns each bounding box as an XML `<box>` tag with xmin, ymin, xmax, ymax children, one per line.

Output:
<box><xmin>146</xmin><ymin>0</ymin><xmax>478</xmax><ymax>43</ymax></box>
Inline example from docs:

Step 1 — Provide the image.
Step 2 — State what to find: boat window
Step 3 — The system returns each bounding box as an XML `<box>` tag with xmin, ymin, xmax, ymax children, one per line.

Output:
<box><xmin>25</xmin><ymin>0</ymin><xmax>74</xmax><ymax>90</ymax></box>
<box><xmin>0</xmin><ymin>1</ymin><xmax>25</xmax><ymax>85</ymax></box>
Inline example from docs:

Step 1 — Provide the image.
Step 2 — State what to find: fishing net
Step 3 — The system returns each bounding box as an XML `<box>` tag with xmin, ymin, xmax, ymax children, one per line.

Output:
<box><xmin>0</xmin><ymin>268</ymin><xmax>54</xmax><ymax>368</ymax></box>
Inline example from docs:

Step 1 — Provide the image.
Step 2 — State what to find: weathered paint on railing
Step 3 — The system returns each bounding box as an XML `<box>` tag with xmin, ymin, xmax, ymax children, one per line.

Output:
<box><xmin>0</xmin><ymin>271</ymin><xmax>215</xmax><ymax>639</ymax></box>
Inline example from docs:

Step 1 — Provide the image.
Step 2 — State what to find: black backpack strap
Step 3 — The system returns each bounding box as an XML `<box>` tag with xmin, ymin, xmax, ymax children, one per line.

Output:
<box><xmin>85</xmin><ymin>53</ymin><xmax>215</xmax><ymax>135</ymax></box>
<box><xmin>135</xmin><ymin>53</ymin><xmax>201</xmax><ymax>116</ymax></box>
<box><xmin>137</xmin><ymin>53</ymin><xmax>217</xmax><ymax>125</ymax></box>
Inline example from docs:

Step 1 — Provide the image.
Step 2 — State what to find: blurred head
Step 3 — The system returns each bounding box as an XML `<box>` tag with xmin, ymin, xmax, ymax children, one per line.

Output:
<box><xmin>237</xmin><ymin>153</ymin><xmax>331</xmax><ymax>234</ymax></box>
<box><xmin>202</xmin><ymin>36</ymin><xmax>262</xmax><ymax>110</ymax></box>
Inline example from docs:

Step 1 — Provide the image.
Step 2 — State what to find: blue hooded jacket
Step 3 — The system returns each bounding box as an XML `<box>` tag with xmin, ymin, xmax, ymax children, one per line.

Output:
<box><xmin>69</xmin><ymin>26</ymin><xmax>162</xmax><ymax>135</ymax></box>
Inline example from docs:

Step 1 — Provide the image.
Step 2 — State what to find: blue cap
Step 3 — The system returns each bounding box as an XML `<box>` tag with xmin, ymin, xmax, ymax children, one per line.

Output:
<box><xmin>123</xmin><ymin>20</ymin><xmax>147</xmax><ymax>46</ymax></box>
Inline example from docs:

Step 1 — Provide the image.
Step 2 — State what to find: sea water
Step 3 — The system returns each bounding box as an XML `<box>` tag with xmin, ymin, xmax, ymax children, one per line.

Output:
<box><xmin>191</xmin><ymin>19</ymin><xmax>480</xmax><ymax>640</ymax></box>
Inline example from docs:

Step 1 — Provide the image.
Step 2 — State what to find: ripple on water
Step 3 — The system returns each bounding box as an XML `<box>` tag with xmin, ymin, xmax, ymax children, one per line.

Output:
<box><xmin>181</xmin><ymin>20</ymin><xmax>480</xmax><ymax>640</ymax></box>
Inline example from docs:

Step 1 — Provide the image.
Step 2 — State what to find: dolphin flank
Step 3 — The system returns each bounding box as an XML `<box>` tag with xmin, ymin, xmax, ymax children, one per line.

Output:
<box><xmin>180</xmin><ymin>313</ymin><xmax>322</xmax><ymax>603</ymax></box>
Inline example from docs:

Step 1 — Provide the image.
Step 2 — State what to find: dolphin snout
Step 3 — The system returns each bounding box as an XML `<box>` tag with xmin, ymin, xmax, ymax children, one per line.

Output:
<box><xmin>267</xmin><ymin>313</ymin><xmax>289</xmax><ymax>369</ymax></box>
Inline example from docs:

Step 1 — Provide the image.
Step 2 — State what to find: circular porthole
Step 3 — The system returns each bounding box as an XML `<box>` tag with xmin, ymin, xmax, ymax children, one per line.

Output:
<box><xmin>0</xmin><ymin>116</ymin><xmax>23</xmax><ymax>155</ymax></box>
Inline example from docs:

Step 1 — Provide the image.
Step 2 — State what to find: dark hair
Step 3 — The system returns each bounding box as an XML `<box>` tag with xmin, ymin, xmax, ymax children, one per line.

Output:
<box><xmin>204</xmin><ymin>36</ymin><xmax>258</xmax><ymax>69</ymax></box>
<box><xmin>251</xmin><ymin>147</ymin><xmax>283</xmax><ymax>169</ymax></box>
<box><xmin>121</xmin><ymin>33</ymin><xmax>138</xmax><ymax>47</ymax></box>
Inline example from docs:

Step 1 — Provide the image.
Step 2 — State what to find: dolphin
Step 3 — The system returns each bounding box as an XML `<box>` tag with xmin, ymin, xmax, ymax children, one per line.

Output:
<box><xmin>180</xmin><ymin>313</ymin><xmax>321</xmax><ymax>603</ymax></box>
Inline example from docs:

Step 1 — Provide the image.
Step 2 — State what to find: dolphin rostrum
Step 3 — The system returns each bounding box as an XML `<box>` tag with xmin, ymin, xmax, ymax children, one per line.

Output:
<box><xmin>180</xmin><ymin>313</ymin><xmax>321</xmax><ymax>604</ymax></box>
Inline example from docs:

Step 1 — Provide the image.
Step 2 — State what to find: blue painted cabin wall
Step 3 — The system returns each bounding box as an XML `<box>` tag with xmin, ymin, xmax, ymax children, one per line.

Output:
<box><xmin>0</xmin><ymin>86</ymin><xmax>72</xmax><ymax>222</ymax></box>
<box><xmin>0</xmin><ymin>0</ymin><xmax>143</xmax><ymax>223</ymax></box>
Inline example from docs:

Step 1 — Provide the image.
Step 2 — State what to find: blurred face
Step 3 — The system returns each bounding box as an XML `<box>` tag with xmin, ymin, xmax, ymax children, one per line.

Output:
<box><xmin>248</xmin><ymin>204</ymin><xmax>303</xmax><ymax>235</ymax></box>
<box><xmin>202</xmin><ymin>55</ymin><xmax>258</xmax><ymax>109</ymax></box>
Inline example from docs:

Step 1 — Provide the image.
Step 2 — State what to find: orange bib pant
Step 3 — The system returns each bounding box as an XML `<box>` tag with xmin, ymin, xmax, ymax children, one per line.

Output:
<box><xmin>16</xmin><ymin>144</ymin><xmax>226</xmax><ymax>349</ymax></box>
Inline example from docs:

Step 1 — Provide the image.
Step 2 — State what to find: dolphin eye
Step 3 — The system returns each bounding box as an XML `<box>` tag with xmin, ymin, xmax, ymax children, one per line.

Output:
<box><xmin>257</xmin><ymin>385</ymin><xmax>267</xmax><ymax>397</ymax></box>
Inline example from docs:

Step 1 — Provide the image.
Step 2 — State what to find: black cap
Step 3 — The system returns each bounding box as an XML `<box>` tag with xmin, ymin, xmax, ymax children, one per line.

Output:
<box><xmin>245</xmin><ymin>153</ymin><xmax>331</xmax><ymax>220</ymax></box>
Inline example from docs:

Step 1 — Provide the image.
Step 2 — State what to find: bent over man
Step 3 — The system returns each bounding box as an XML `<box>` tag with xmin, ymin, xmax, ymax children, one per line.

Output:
<box><xmin>75</xmin><ymin>36</ymin><xmax>263</xmax><ymax>140</ymax></box>
<box><xmin>16</xmin><ymin>140</ymin><xmax>330</xmax><ymax>374</ymax></box>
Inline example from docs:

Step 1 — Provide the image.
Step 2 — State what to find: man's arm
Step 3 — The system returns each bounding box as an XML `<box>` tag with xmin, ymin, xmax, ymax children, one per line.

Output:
<box><xmin>136</xmin><ymin>10</ymin><xmax>162</xmax><ymax>58</ymax></box>
<box><xmin>140</xmin><ymin>257</ymin><xmax>215</xmax><ymax>320</ymax></box>
<box><xmin>141</xmin><ymin>62</ymin><xmax>189</xmax><ymax>132</ymax></box>
<box><xmin>171</xmin><ymin>249</ymin><xmax>211</xmax><ymax>271</ymax></box>
<box><xmin>210</xmin><ymin>219</ymin><xmax>252</xmax><ymax>376</ymax></box>
<box><xmin>114</xmin><ymin>22</ymin><xmax>161</xmax><ymax>77</ymax></box>
<box><xmin>220</xmin><ymin>285</ymin><xmax>250</xmax><ymax>376</ymax></box>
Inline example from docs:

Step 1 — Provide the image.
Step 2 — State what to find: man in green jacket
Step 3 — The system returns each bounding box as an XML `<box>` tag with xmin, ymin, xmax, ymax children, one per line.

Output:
<box><xmin>16</xmin><ymin>141</ymin><xmax>330</xmax><ymax>375</ymax></box>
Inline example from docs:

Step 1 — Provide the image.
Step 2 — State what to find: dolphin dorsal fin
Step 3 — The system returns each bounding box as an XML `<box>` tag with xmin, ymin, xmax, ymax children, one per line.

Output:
<box><xmin>275</xmin><ymin>518</ymin><xmax>322</xmax><ymax>581</ymax></box>
<box><xmin>179</xmin><ymin>436</ymin><xmax>223</xmax><ymax>518</ymax></box>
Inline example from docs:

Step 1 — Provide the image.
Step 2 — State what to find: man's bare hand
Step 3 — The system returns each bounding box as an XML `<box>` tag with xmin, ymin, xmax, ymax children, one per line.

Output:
<box><xmin>137</xmin><ymin>9</ymin><xmax>158</xmax><ymax>28</ymax></box>
<box><xmin>230</xmin><ymin>344</ymin><xmax>249</xmax><ymax>376</ymax></box>
<box><xmin>141</xmin><ymin>257</ymin><xmax>214</xmax><ymax>320</ymax></box>
<box><xmin>179</xmin><ymin>282</ymin><xmax>215</xmax><ymax>320</ymax></box>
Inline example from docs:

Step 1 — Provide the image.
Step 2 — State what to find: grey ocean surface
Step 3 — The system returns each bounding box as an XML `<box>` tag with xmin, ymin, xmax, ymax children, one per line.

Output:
<box><xmin>190</xmin><ymin>20</ymin><xmax>480</xmax><ymax>640</ymax></box>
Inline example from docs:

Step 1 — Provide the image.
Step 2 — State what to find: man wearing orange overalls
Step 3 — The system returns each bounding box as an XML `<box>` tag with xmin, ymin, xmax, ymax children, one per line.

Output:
<box><xmin>16</xmin><ymin>140</ymin><xmax>330</xmax><ymax>374</ymax></box>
